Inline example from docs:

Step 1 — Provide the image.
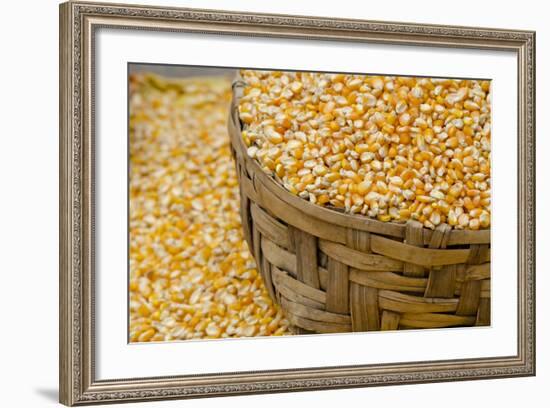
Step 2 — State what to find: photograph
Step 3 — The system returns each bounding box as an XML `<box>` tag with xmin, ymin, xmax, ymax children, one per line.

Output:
<box><xmin>2</xmin><ymin>0</ymin><xmax>545</xmax><ymax>404</ymax></box>
<box><xmin>58</xmin><ymin>2</ymin><xmax>535</xmax><ymax>404</ymax></box>
<box><xmin>129</xmin><ymin>65</ymin><xmax>492</xmax><ymax>342</ymax></box>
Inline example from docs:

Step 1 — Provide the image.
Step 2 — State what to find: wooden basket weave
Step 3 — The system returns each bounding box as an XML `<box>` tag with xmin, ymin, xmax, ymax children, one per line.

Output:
<box><xmin>228</xmin><ymin>80</ymin><xmax>491</xmax><ymax>333</ymax></box>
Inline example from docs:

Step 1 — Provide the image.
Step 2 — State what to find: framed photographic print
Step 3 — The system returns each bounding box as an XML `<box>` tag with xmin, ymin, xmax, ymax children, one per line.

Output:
<box><xmin>59</xmin><ymin>1</ymin><xmax>536</xmax><ymax>405</ymax></box>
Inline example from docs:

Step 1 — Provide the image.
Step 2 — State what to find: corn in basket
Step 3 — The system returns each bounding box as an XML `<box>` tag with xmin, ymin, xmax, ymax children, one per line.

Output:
<box><xmin>228</xmin><ymin>76</ymin><xmax>491</xmax><ymax>333</ymax></box>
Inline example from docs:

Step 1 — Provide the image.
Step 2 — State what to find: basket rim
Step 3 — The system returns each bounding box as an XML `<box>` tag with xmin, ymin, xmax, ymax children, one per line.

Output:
<box><xmin>229</xmin><ymin>76</ymin><xmax>490</xmax><ymax>244</ymax></box>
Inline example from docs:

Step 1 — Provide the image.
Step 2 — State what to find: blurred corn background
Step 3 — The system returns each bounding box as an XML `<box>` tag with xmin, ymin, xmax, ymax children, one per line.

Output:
<box><xmin>128</xmin><ymin>66</ymin><xmax>291</xmax><ymax>342</ymax></box>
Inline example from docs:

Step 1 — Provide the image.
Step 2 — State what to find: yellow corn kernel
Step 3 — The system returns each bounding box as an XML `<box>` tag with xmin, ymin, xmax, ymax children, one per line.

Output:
<box><xmin>238</xmin><ymin>71</ymin><xmax>491</xmax><ymax>234</ymax></box>
<box><xmin>129</xmin><ymin>74</ymin><xmax>291</xmax><ymax>342</ymax></box>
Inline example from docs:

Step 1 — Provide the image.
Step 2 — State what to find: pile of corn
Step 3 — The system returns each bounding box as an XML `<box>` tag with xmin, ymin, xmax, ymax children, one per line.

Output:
<box><xmin>239</xmin><ymin>70</ymin><xmax>491</xmax><ymax>230</ymax></box>
<box><xmin>129</xmin><ymin>73</ymin><xmax>290</xmax><ymax>342</ymax></box>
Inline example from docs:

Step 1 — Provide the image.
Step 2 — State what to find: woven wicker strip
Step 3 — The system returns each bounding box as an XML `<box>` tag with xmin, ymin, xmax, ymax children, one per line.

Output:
<box><xmin>228</xmin><ymin>80</ymin><xmax>491</xmax><ymax>333</ymax></box>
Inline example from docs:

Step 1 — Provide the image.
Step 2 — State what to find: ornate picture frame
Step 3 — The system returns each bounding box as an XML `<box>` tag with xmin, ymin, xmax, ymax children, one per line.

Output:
<box><xmin>59</xmin><ymin>1</ymin><xmax>535</xmax><ymax>405</ymax></box>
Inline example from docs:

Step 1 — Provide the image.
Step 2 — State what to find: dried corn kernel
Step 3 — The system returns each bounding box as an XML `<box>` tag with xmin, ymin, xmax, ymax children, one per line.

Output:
<box><xmin>239</xmin><ymin>70</ymin><xmax>491</xmax><ymax>230</ymax></box>
<box><xmin>129</xmin><ymin>73</ymin><xmax>290</xmax><ymax>342</ymax></box>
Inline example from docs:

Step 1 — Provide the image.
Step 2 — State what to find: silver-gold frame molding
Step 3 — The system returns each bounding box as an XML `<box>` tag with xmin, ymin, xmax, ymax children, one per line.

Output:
<box><xmin>59</xmin><ymin>1</ymin><xmax>536</xmax><ymax>405</ymax></box>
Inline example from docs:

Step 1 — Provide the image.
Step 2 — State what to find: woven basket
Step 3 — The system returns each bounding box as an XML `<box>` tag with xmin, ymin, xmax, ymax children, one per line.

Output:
<box><xmin>228</xmin><ymin>79</ymin><xmax>491</xmax><ymax>333</ymax></box>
